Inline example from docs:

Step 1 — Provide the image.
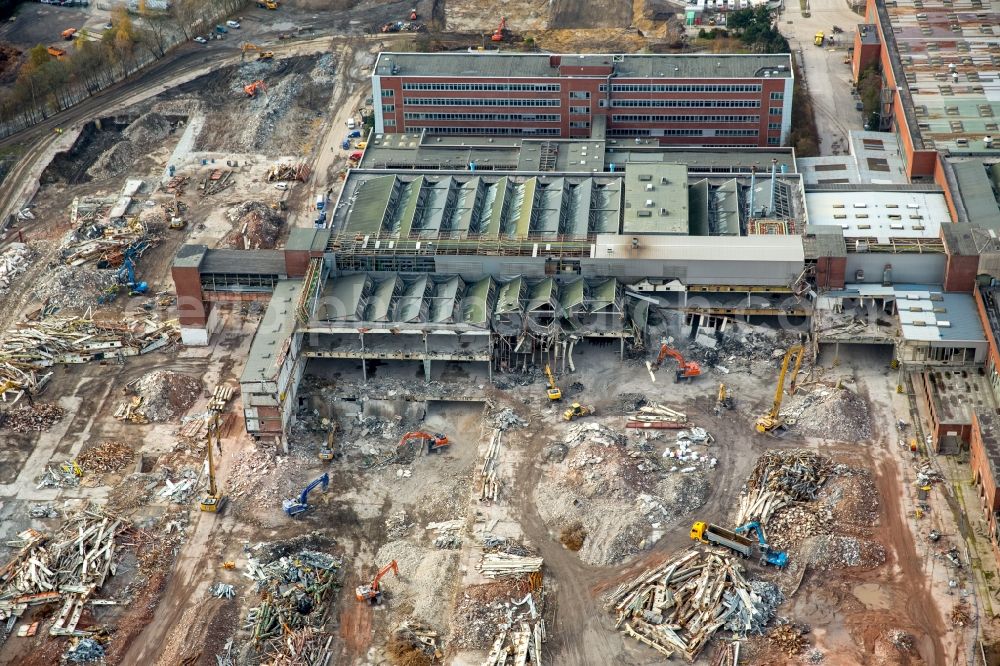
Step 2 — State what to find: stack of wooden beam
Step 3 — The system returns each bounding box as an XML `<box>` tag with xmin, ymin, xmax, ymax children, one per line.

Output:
<box><xmin>607</xmin><ymin>550</ymin><xmax>769</xmax><ymax>662</ymax></box>
<box><xmin>484</xmin><ymin>621</ymin><xmax>544</xmax><ymax>666</ymax></box>
<box><xmin>479</xmin><ymin>553</ymin><xmax>543</xmax><ymax>578</ymax></box>
<box><xmin>480</xmin><ymin>428</ymin><xmax>503</xmax><ymax>503</ymax></box>
<box><xmin>735</xmin><ymin>449</ymin><xmax>831</xmax><ymax>524</ymax></box>
<box><xmin>626</xmin><ymin>403</ymin><xmax>693</xmax><ymax>430</ymax></box>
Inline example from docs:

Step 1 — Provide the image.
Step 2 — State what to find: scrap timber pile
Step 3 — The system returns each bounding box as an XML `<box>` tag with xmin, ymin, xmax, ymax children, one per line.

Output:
<box><xmin>76</xmin><ymin>440</ymin><xmax>134</xmax><ymax>473</ymax></box>
<box><xmin>0</xmin><ymin>403</ymin><xmax>65</xmax><ymax>433</ymax></box>
<box><xmin>735</xmin><ymin>449</ymin><xmax>832</xmax><ymax>525</ymax></box>
<box><xmin>265</xmin><ymin>162</ymin><xmax>310</xmax><ymax>182</ymax></box>
<box><xmin>452</xmin><ymin>571</ymin><xmax>547</xmax><ymax>662</ymax></box>
<box><xmin>0</xmin><ymin>506</ymin><xmax>127</xmax><ymax>643</ymax></box>
<box><xmin>607</xmin><ymin>549</ymin><xmax>781</xmax><ymax>662</ymax></box>
<box><xmin>0</xmin><ymin>314</ymin><xmax>177</xmax><ymax>399</ymax></box>
<box><xmin>241</xmin><ymin>546</ymin><xmax>342</xmax><ymax>663</ymax></box>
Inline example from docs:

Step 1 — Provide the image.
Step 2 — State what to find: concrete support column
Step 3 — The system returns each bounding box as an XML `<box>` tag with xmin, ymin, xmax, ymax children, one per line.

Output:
<box><xmin>423</xmin><ymin>359</ymin><xmax>432</xmax><ymax>383</ymax></box>
<box><xmin>620</xmin><ymin>337</ymin><xmax>624</xmax><ymax>361</ymax></box>
<box><xmin>360</xmin><ymin>332</ymin><xmax>367</xmax><ymax>383</ymax></box>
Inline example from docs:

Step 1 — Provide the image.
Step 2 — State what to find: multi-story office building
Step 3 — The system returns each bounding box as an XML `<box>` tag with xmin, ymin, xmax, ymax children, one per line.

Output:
<box><xmin>372</xmin><ymin>52</ymin><xmax>794</xmax><ymax>148</ymax></box>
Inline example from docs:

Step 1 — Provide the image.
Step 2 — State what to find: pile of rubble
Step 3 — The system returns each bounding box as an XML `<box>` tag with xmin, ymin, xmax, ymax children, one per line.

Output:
<box><xmin>1</xmin><ymin>402</ymin><xmax>65</xmax><ymax>433</ymax></box>
<box><xmin>690</xmin><ymin>328</ymin><xmax>798</xmax><ymax>373</ymax></box>
<box><xmin>782</xmin><ymin>385</ymin><xmax>873</xmax><ymax>441</ymax></box>
<box><xmin>37</xmin><ymin>461</ymin><xmax>82</xmax><ymax>488</ymax></box>
<box><xmin>242</xmin><ymin>546</ymin><xmax>341</xmax><ymax>659</ymax></box>
<box><xmin>226</xmin><ymin>201</ymin><xmax>284</xmax><ymax>249</ymax></box>
<box><xmin>0</xmin><ymin>243</ymin><xmax>35</xmax><ymax>295</ymax></box>
<box><xmin>452</xmin><ymin>575</ymin><xmax>544</xmax><ymax>653</ymax></box>
<box><xmin>76</xmin><ymin>440</ymin><xmax>135</xmax><ymax>473</ymax></box>
<box><xmin>66</xmin><ymin>637</ymin><xmax>106</xmax><ymax>663</ymax></box>
<box><xmin>131</xmin><ymin>370</ymin><xmax>201</xmax><ymax>422</ymax></box>
<box><xmin>764</xmin><ymin>503</ymin><xmax>833</xmax><ymax>551</ymax></box>
<box><xmin>228</xmin><ymin>443</ymin><xmax>292</xmax><ymax>520</ymax></box>
<box><xmin>736</xmin><ymin>449</ymin><xmax>832</xmax><ymax>524</ymax></box>
<box><xmin>535</xmin><ymin>422</ymin><xmax>708</xmax><ymax>565</ymax></box>
<box><xmin>87</xmin><ymin>140</ymin><xmax>138</xmax><ymax>180</ymax></box>
<box><xmin>0</xmin><ymin>506</ymin><xmax>128</xmax><ymax>636</ymax></box>
<box><xmin>607</xmin><ymin>549</ymin><xmax>782</xmax><ymax>661</ymax></box>
<box><xmin>32</xmin><ymin>264</ymin><xmax>120</xmax><ymax>309</ymax></box>
<box><xmin>122</xmin><ymin>111</ymin><xmax>172</xmax><ymax>147</ymax></box>
<box><xmin>265</xmin><ymin>162</ymin><xmax>310</xmax><ymax>182</ymax></box>
<box><xmin>768</xmin><ymin>623</ymin><xmax>809</xmax><ymax>657</ymax></box>
<box><xmin>807</xmin><ymin>534</ymin><xmax>886</xmax><ymax>569</ymax></box>
<box><xmin>626</xmin><ymin>402</ymin><xmax>691</xmax><ymax>430</ymax></box>
<box><xmin>375</xmin><ymin>539</ymin><xmax>460</xmax><ymax>624</ymax></box>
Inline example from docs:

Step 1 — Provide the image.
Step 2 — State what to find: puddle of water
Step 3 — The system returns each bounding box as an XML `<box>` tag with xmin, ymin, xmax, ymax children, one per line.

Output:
<box><xmin>852</xmin><ymin>582</ymin><xmax>891</xmax><ymax>610</ymax></box>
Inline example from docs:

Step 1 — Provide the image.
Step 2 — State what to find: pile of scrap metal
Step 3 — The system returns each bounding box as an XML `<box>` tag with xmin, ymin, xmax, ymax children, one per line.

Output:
<box><xmin>265</xmin><ymin>162</ymin><xmax>311</xmax><ymax>182</ymax></box>
<box><xmin>483</xmin><ymin>592</ymin><xmax>546</xmax><ymax>666</ymax></box>
<box><xmin>606</xmin><ymin>549</ymin><xmax>780</xmax><ymax>661</ymax></box>
<box><xmin>626</xmin><ymin>403</ymin><xmax>693</xmax><ymax>430</ymax></box>
<box><xmin>0</xmin><ymin>314</ymin><xmax>177</xmax><ymax>381</ymax></box>
<box><xmin>242</xmin><ymin>549</ymin><xmax>341</xmax><ymax>658</ymax></box>
<box><xmin>0</xmin><ymin>507</ymin><xmax>127</xmax><ymax>642</ymax></box>
<box><xmin>735</xmin><ymin>449</ymin><xmax>832</xmax><ymax>525</ymax></box>
<box><xmin>62</xmin><ymin>220</ymin><xmax>155</xmax><ymax>268</ymax></box>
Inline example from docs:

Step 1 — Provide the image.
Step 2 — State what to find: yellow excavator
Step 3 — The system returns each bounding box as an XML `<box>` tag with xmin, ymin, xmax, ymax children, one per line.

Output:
<box><xmin>544</xmin><ymin>364</ymin><xmax>562</xmax><ymax>401</ymax></box>
<box><xmin>200</xmin><ymin>414</ymin><xmax>224</xmax><ymax>512</ymax></box>
<box><xmin>714</xmin><ymin>383</ymin><xmax>733</xmax><ymax>415</ymax></box>
<box><xmin>754</xmin><ymin>345</ymin><xmax>805</xmax><ymax>434</ymax></box>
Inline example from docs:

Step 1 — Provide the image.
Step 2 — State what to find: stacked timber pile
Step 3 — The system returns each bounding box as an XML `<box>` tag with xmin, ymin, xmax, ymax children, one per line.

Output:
<box><xmin>478</xmin><ymin>553</ymin><xmax>543</xmax><ymax>578</ymax></box>
<box><xmin>626</xmin><ymin>402</ymin><xmax>692</xmax><ymax>430</ymax></box>
<box><xmin>265</xmin><ymin>162</ymin><xmax>310</xmax><ymax>182</ymax></box>
<box><xmin>735</xmin><ymin>449</ymin><xmax>832</xmax><ymax>525</ymax></box>
<box><xmin>606</xmin><ymin>549</ymin><xmax>781</xmax><ymax>662</ymax></box>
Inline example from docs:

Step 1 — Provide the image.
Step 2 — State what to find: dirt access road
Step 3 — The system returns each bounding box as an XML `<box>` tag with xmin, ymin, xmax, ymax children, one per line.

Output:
<box><xmin>779</xmin><ymin>0</ymin><xmax>865</xmax><ymax>155</ymax></box>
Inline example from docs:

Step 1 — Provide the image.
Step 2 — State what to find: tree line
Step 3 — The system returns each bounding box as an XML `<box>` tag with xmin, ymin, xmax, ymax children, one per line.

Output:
<box><xmin>0</xmin><ymin>0</ymin><xmax>247</xmax><ymax>137</ymax></box>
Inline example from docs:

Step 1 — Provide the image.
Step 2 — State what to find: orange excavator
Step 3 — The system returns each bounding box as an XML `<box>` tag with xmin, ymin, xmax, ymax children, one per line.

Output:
<box><xmin>244</xmin><ymin>80</ymin><xmax>267</xmax><ymax>97</ymax></box>
<box><xmin>399</xmin><ymin>431</ymin><xmax>450</xmax><ymax>454</ymax></box>
<box><xmin>491</xmin><ymin>16</ymin><xmax>508</xmax><ymax>42</ymax></box>
<box><xmin>355</xmin><ymin>560</ymin><xmax>398</xmax><ymax>604</ymax></box>
<box><xmin>648</xmin><ymin>342</ymin><xmax>702</xmax><ymax>383</ymax></box>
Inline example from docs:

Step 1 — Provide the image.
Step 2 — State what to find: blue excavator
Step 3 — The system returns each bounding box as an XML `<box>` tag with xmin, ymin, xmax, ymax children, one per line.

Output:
<box><xmin>735</xmin><ymin>521</ymin><xmax>788</xmax><ymax>568</ymax></box>
<box><xmin>283</xmin><ymin>472</ymin><xmax>329</xmax><ymax>517</ymax></box>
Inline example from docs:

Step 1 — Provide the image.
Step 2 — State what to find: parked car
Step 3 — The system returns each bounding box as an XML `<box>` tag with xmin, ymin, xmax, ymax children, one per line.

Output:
<box><xmin>215</xmin><ymin>24</ymin><xmax>228</xmax><ymax>34</ymax></box>
<box><xmin>347</xmin><ymin>130</ymin><xmax>361</xmax><ymax>138</ymax></box>
<box><xmin>274</xmin><ymin>183</ymin><xmax>289</xmax><ymax>191</ymax></box>
<box><xmin>346</xmin><ymin>118</ymin><xmax>356</xmax><ymax>129</ymax></box>
<box><xmin>194</xmin><ymin>36</ymin><xmax>208</xmax><ymax>44</ymax></box>
<box><xmin>226</xmin><ymin>20</ymin><xmax>241</xmax><ymax>28</ymax></box>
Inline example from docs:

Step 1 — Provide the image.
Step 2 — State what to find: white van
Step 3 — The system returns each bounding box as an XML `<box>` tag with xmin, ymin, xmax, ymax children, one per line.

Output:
<box><xmin>346</xmin><ymin>117</ymin><xmax>356</xmax><ymax>130</ymax></box>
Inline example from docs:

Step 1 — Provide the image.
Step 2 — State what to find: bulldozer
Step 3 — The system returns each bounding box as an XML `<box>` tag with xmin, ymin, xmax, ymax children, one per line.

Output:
<box><xmin>563</xmin><ymin>403</ymin><xmax>595</xmax><ymax>422</ymax></box>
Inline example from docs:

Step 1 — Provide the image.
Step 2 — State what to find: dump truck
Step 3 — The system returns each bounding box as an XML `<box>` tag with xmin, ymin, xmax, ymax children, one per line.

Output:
<box><xmin>47</xmin><ymin>46</ymin><xmax>67</xmax><ymax>59</ymax></box>
<box><xmin>690</xmin><ymin>521</ymin><xmax>753</xmax><ymax>558</ymax></box>
<box><xmin>61</xmin><ymin>28</ymin><xmax>77</xmax><ymax>40</ymax></box>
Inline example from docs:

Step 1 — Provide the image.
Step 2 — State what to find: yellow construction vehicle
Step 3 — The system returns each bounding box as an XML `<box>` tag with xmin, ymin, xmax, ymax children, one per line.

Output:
<box><xmin>61</xmin><ymin>460</ymin><xmax>83</xmax><ymax>477</ymax></box>
<box><xmin>200</xmin><ymin>414</ymin><xmax>224</xmax><ymax>512</ymax></box>
<box><xmin>714</xmin><ymin>383</ymin><xmax>733</xmax><ymax>415</ymax></box>
<box><xmin>258</xmin><ymin>51</ymin><xmax>274</xmax><ymax>60</ymax></box>
<box><xmin>814</xmin><ymin>31</ymin><xmax>825</xmax><ymax>46</ymax></box>
<box><xmin>754</xmin><ymin>344</ymin><xmax>805</xmax><ymax>434</ymax></box>
<box><xmin>318</xmin><ymin>417</ymin><xmax>337</xmax><ymax>461</ymax></box>
<box><xmin>563</xmin><ymin>403</ymin><xmax>595</xmax><ymax>421</ymax></box>
<box><xmin>256</xmin><ymin>0</ymin><xmax>278</xmax><ymax>8</ymax></box>
<box><xmin>544</xmin><ymin>364</ymin><xmax>562</xmax><ymax>401</ymax></box>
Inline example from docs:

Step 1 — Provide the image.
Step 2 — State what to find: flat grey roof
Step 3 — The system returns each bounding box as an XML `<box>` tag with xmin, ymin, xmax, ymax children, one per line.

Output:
<box><xmin>374</xmin><ymin>52</ymin><xmax>792</xmax><ymax>80</ymax></box>
<box><xmin>174</xmin><ymin>244</ymin><xmax>208</xmax><ymax>269</ymax></box>
<box><xmin>241</xmin><ymin>279</ymin><xmax>302</xmax><ymax>383</ymax></box>
<box><xmin>200</xmin><ymin>250</ymin><xmax>287</xmax><ymax>275</ymax></box>
<box><xmin>952</xmin><ymin>160</ymin><xmax>1000</xmax><ymax>231</ymax></box>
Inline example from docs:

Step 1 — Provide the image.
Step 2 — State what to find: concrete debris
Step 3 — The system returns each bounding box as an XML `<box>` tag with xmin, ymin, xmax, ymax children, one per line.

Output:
<box><xmin>130</xmin><ymin>370</ymin><xmax>201</xmax><ymax>422</ymax></box>
<box><xmin>28</xmin><ymin>504</ymin><xmax>60</xmax><ymax>519</ymax></box>
<box><xmin>157</xmin><ymin>469</ymin><xmax>198</xmax><ymax>504</ymax></box>
<box><xmin>888</xmin><ymin>629</ymin><xmax>914</xmax><ymax>650</ymax></box>
<box><xmin>0</xmin><ymin>243</ymin><xmax>34</xmax><ymax>295</ymax></box>
<box><xmin>225</xmin><ymin>201</ymin><xmax>284</xmax><ymax>250</ymax></box>
<box><xmin>764</xmin><ymin>503</ymin><xmax>833</xmax><ymax>551</ymax></box>
<box><xmin>781</xmin><ymin>386</ymin><xmax>872</xmax><ymax>441</ymax></box>
<box><xmin>65</xmin><ymin>637</ymin><xmax>105</xmax><ymax>662</ymax></box>
<box><xmin>16</xmin><ymin>207</ymin><xmax>34</xmax><ymax>221</ymax></box>
<box><xmin>33</xmin><ymin>264</ymin><xmax>121</xmax><ymax>309</ymax></box>
<box><xmin>242</xmin><ymin>547</ymin><xmax>341</xmax><ymax>649</ymax></box>
<box><xmin>807</xmin><ymin>534</ymin><xmax>886</xmax><ymax>569</ymax></box>
<box><xmin>76</xmin><ymin>440</ymin><xmax>134</xmax><ymax>473</ymax></box>
<box><xmin>607</xmin><ymin>549</ymin><xmax>779</xmax><ymax>661</ymax></box>
<box><xmin>87</xmin><ymin>140</ymin><xmax>138</xmax><ymax>180</ymax></box>
<box><xmin>265</xmin><ymin>162</ymin><xmax>311</xmax><ymax>182</ymax></box>
<box><xmin>0</xmin><ymin>505</ymin><xmax>127</xmax><ymax>636</ymax></box>
<box><xmin>689</xmin><ymin>328</ymin><xmax>789</xmax><ymax>372</ymax></box>
<box><xmin>617</xmin><ymin>392</ymin><xmax>647</xmax><ymax>413</ymax></box>
<box><xmin>385</xmin><ymin>510</ymin><xmax>412</xmax><ymax>539</ymax></box>
<box><xmin>210</xmin><ymin>582</ymin><xmax>235</xmax><ymax>599</ymax></box>
<box><xmin>915</xmin><ymin>459</ymin><xmax>943</xmax><ymax>486</ymax></box>
<box><xmin>490</xmin><ymin>407</ymin><xmax>527</xmax><ymax>431</ymax></box>
<box><xmin>427</xmin><ymin>520</ymin><xmax>463</xmax><ymax>549</ymax></box>
<box><xmin>806</xmin><ymin>648</ymin><xmax>825</xmax><ymax>663</ymax></box>
<box><xmin>736</xmin><ymin>449</ymin><xmax>832</xmax><ymax>525</ymax></box>
<box><xmin>390</xmin><ymin>620</ymin><xmax>444</xmax><ymax>663</ymax></box>
<box><xmin>122</xmin><ymin>111</ymin><xmax>172</xmax><ymax>147</ymax></box>
<box><xmin>479</xmin><ymin>553</ymin><xmax>543</xmax><ymax>578</ymax></box>
<box><xmin>1</xmin><ymin>402</ymin><xmax>65</xmax><ymax>433</ymax></box>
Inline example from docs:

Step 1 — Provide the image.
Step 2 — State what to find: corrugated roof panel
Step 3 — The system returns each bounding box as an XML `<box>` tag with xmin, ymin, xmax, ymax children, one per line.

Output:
<box><xmin>559</xmin><ymin>278</ymin><xmax>586</xmax><ymax>311</ymax></box>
